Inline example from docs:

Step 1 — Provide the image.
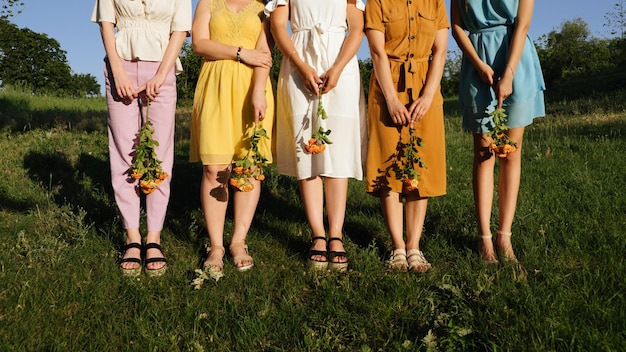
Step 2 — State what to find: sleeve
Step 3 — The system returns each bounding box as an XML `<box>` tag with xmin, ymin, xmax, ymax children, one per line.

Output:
<box><xmin>437</xmin><ymin>0</ymin><xmax>450</xmax><ymax>29</ymax></box>
<box><xmin>355</xmin><ymin>0</ymin><xmax>365</xmax><ymax>12</ymax></box>
<box><xmin>364</xmin><ymin>0</ymin><xmax>384</xmax><ymax>32</ymax></box>
<box><xmin>91</xmin><ymin>0</ymin><xmax>116</xmax><ymax>24</ymax></box>
<box><xmin>171</xmin><ymin>0</ymin><xmax>193</xmax><ymax>33</ymax></box>
<box><xmin>264</xmin><ymin>0</ymin><xmax>288</xmax><ymax>16</ymax></box>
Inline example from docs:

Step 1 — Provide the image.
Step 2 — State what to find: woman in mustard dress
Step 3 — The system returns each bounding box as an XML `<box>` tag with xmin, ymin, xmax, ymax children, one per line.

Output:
<box><xmin>365</xmin><ymin>0</ymin><xmax>449</xmax><ymax>273</ymax></box>
<box><xmin>190</xmin><ymin>0</ymin><xmax>274</xmax><ymax>275</ymax></box>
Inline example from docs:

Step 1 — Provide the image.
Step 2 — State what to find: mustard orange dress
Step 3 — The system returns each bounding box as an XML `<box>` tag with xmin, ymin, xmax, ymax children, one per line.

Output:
<box><xmin>190</xmin><ymin>0</ymin><xmax>274</xmax><ymax>165</ymax></box>
<box><xmin>364</xmin><ymin>0</ymin><xmax>448</xmax><ymax>197</ymax></box>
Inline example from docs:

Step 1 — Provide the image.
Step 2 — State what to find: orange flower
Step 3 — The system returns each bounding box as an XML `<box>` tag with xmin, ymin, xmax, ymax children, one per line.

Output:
<box><xmin>255</xmin><ymin>174</ymin><xmax>265</xmax><ymax>181</ymax></box>
<box><xmin>402</xmin><ymin>177</ymin><xmax>420</xmax><ymax>191</ymax></box>
<box><xmin>158</xmin><ymin>171</ymin><xmax>169</xmax><ymax>180</ymax></box>
<box><xmin>131</xmin><ymin>169</ymin><xmax>143</xmax><ymax>179</ymax></box>
<box><xmin>233</xmin><ymin>166</ymin><xmax>244</xmax><ymax>175</ymax></box>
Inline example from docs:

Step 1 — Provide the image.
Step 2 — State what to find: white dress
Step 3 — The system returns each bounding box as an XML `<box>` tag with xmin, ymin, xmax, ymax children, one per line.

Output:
<box><xmin>266</xmin><ymin>0</ymin><xmax>367</xmax><ymax>180</ymax></box>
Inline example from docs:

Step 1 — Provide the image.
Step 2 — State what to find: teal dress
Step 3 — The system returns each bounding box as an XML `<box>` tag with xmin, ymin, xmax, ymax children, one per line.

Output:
<box><xmin>458</xmin><ymin>0</ymin><xmax>546</xmax><ymax>133</ymax></box>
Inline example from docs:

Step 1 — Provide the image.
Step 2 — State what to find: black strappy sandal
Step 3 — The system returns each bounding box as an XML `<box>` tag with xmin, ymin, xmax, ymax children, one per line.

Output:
<box><xmin>144</xmin><ymin>242</ymin><xmax>167</xmax><ymax>277</ymax></box>
<box><xmin>307</xmin><ymin>236</ymin><xmax>328</xmax><ymax>270</ymax></box>
<box><xmin>119</xmin><ymin>242</ymin><xmax>142</xmax><ymax>277</ymax></box>
<box><xmin>327</xmin><ymin>237</ymin><xmax>348</xmax><ymax>272</ymax></box>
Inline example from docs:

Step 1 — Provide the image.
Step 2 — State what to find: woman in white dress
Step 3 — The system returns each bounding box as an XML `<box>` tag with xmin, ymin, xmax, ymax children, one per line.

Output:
<box><xmin>266</xmin><ymin>0</ymin><xmax>367</xmax><ymax>271</ymax></box>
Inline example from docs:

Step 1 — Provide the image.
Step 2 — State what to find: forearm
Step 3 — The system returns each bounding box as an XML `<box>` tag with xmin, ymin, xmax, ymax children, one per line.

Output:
<box><xmin>367</xmin><ymin>31</ymin><xmax>400</xmax><ymax>104</ymax></box>
<box><xmin>331</xmin><ymin>4</ymin><xmax>364</xmax><ymax>72</ymax></box>
<box><xmin>421</xmin><ymin>29</ymin><xmax>448</xmax><ymax>99</ymax></box>
<box><xmin>157</xmin><ymin>31</ymin><xmax>187</xmax><ymax>75</ymax></box>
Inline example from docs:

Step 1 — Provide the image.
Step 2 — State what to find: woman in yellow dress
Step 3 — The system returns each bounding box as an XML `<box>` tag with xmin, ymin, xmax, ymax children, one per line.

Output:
<box><xmin>190</xmin><ymin>0</ymin><xmax>274</xmax><ymax>275</ymax></box>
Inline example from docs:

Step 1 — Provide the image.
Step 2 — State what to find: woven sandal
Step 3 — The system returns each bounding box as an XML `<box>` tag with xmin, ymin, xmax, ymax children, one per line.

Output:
<box><xmin>307</xmin><ymin>236</ymin><xmax>328</xmax><ymax>270</ymax></box>
<box><xmin>144</xmin><ymin>242</ymin><xmax>167</xmax><ymax>277</ymax></box>
<box><xmin>327</xmin><ymin>237</ymin><xmax>348</xmax><ymax>272</ymax></box>
<box><xmin>119</xmin><ymin>242</ymin><xmax>142</xmax><ymax>277</ymax></box>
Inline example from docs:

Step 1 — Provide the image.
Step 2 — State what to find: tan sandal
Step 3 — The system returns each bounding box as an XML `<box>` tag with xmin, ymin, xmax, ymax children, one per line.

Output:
<box><xmin>203</xmin><ymin>246</ymin><xmax>225</xmax><ymax>280</ymax></box>
<box><xmin>407</xmin><ymin>249</ymin><xmax>431</xmax><ymax>273</ymax></box>
<box><xmin>386</xmin><ymin>249</ymin><xmax>408</xmax><ymax>272</ymax></box>
<box><xmin>230</xmin><ymin>243</ymin><xmax>254</xmax><ymax>272</ymax></box>
<box><xmin>478</xmin><ymin>234</ymin><xmax>498</xmax><ymax>264</ymax></box>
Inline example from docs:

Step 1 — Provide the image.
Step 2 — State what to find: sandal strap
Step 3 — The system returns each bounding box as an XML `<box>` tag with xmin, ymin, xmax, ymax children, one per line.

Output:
<box><xmin>120</xmin><ymin>242</ymin><xmax>142</xmax><ymax>264</ymax></box>
<box><xmin>308</xmin><ymin>237</ymin><xmax>327</xmax><ymax>262</ymax></box>
<box><xmin>144</xmin><ymin>243</ymin><xmax>167</xmax><ymax>264</ymax></box>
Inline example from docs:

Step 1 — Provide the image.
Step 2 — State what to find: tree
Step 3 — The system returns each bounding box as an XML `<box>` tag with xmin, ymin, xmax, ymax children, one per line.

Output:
<box><xmin>0</xmin><ymin>0</ymin><xmax>23</xmax><ymax>20</ymax></box>
<box><xmin>0</xmin><ymin>19</ymin><xmax>100</xmax><ymax>97</ymax></box>
<box><xmin>536</xmin><ymin>18</ymin><xmax>614</xmax><ymax>84</ymax></box>
<box><xmin>604</xmin><ymin>0</ymin><xmax>626</xmax><ymax>39</ymax></box>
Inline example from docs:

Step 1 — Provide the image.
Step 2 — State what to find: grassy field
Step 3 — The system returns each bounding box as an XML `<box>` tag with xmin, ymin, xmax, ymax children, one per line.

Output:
<box><xmin>0</xmin><ymin>85</ymin><xmax>625</xmax><ymax>351</ymax></box>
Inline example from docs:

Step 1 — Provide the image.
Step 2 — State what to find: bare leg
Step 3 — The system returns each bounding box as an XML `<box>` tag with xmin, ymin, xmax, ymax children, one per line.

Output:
<box><xmin>230</xmin><ymin>177</ymin><xmax>261</xmax><ymax>269</ymax></box>
<box><xmin>405</xmin><ymin>195</ymin><xmax>428</xmax><ymax>251</ymax></box>
<box><xmin>473</xmin><ymin>133</ymin><xmax>497</xmax><ymax>262</ymax></box>
<box><xmin>201</xmin><ymin>164</ymin><xmax>229</xmax><ymax>269</ymax></box>
<box><xmin>299</xmin><ymin>176</ymin><xmax>326</xmax><ymax>261</ymax></box>
<box><xmin>497</xmin><ymin>127</ymin><xmax>525</xmax><ymax>260</ymax></box>
<box><xmin>380</xmin><ymin>191</ymin><xmax>405</xmax><ymax>251</ymax></box>
<box><xmin>325</xmin><ymin>177</ymin><xmax>348</xmax><ymax>262</ymax></box>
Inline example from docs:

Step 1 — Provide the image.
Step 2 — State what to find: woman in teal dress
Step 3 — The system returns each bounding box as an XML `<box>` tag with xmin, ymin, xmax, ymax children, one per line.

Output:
<box><xmin>451</xmin><ymin>0</ymin><xmax>545</xmax><ymax>264</ymax></box>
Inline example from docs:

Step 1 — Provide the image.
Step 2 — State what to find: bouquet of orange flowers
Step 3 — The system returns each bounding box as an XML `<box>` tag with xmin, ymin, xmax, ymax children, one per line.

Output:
<box><xmin>230</xmin><ymin>123</ymin><xmax>269</xmax><ymax>192</ymax></box>
<box><xmin>488</xmin><ymin>108</ymin><xmax>518</xmax><ymax>157</ymax></box>
<box><xmin>130</xmin><ymin>99</ymin><xmax>168</xmax><ymax>194</ymax></box>
<box><xmin>304</xmin><ymin>88</ymin><xmax>332</xmax><ymax>154</ymax></box>
<box><xmin>393</xmin><ymin>127</ymin><xmax>426</xmax><ymax>192</ymax></box>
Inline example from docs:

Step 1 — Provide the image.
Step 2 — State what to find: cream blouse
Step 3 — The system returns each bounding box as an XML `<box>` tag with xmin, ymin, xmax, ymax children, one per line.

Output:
<box><xmin>91</xmin><ymin>0</ymin><xmax>192</xmax><ymax>73</ymax></box>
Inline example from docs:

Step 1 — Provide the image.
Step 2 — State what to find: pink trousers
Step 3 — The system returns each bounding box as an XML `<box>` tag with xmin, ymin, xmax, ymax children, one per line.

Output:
<box><xmin>104</xmin><ymin>59</ymin><xmax>176</xmax><ymax>232</ymax></box>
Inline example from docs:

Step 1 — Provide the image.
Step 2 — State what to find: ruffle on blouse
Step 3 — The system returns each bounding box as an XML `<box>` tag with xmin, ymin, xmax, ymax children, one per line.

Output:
<box><xmin>264</xmin><ymin>0</ymin><xmax>365</xmax><ymax>16</ymax></box>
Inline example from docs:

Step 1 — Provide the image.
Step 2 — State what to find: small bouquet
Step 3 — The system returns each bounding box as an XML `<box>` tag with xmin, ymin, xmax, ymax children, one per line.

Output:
<box><xmin>130</xmin><ymin>99</ymin><xmax>168</xmax><ymax>194</ymax></box>
<box><xmin>393</xmin><ymin>126</ymin><xmax>426</xmax><ymax>192</ymax></box>
<box><xmin>488</xmin><ymin>108</ymin><xmax>518</xmax><ymax>157</ymax></box>
<box><xmin>304</xmin><ymin>88</ymin><xmax>332</xmax><ymax>154</ymax></box>
<box><xmin>230</xmin><ymin>123</ymin><xmax>269</xmax><ymax>192</ymax></box>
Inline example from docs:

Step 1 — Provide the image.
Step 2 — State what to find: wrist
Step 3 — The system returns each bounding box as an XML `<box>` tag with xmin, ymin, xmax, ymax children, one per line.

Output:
<box><xmin>236</xmin><ymin>46</ymin><xmax>243</xmax><ymax>63</ymax></box>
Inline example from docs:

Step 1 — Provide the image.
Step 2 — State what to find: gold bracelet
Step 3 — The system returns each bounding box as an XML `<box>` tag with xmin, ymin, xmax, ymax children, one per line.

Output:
<box><xmin>506</xmin><ymin>64</ymin><xmax>515</xmax><ymax>77</ymax></box>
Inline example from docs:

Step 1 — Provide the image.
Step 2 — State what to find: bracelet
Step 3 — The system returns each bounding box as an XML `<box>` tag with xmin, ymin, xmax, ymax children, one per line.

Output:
<box><xmin>506</xmin><ymin>64</ymin><xmax>515</xmax><ymax>77</ymax></box>
<box><xmin>236</xmin><ymin>46</ymin><xmax>242</xmax><ymax>63</ymax></box>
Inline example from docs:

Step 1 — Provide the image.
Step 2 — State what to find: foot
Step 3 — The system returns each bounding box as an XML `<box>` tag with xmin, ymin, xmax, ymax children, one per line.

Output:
<box><xmin>119</xmin><ymin>242</ymin><xmax>142</xmax><ymax>277</ymax></box>
<box><xmin>144</xmin><ymin>242</ymin><xmax>167</xmax><ymax>277</ymax></box>
<box><xmin>203</xmin><ymin>246</ymin><xmax>225</xmax><ymax>279</ymax></box>
<box><xmin>230</xmin><ymin>242</ymin><xmax>254</xmax><ymax>271</ymax></box>
<box><xmin>478</xmin><ymin>234</ymin><xmax>498</xmax><ymax>264</ymax></box>
<box><xmin>496</xmin><ymin>231</ymin><xmax>517</xmax><ymax>262</ymax></box>
<box><xmin>407</xmin><ymin>249</ymin><xmax>431</xmax><ymax>273</ymax></box>
<box><xmin>308</xmin><ymin>236</ymin><xmax>328</xmax><ymax>270</ymax></box>
<box><xmin>327</xmin><ymin>237</ymin><xmax>348</xmax><ymax>272</ymax></box>
<box><xmin>386</xmin><ymin>248</ymin><xmax>408</xmax><ymax>272</ymax></box>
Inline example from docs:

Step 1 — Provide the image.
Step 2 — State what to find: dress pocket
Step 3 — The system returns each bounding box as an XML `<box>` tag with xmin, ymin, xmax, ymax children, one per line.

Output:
<box><xmin>382</xmin><ymin>7</ymin><xmax>407</xmax><ymax>41</ymax></box>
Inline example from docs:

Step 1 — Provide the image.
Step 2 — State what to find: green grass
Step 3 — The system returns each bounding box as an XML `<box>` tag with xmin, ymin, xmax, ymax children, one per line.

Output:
<box><xmin>0</xmin><ymin>85</ymin><xmax>625</xmax><ymax>351</ymax></box>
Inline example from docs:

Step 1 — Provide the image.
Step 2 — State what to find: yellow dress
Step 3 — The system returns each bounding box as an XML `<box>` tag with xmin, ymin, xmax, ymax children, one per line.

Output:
<box><xmin>190</xmin><ymin>0</ymin><xmax>274</xmax><ymax>165</ymax></box>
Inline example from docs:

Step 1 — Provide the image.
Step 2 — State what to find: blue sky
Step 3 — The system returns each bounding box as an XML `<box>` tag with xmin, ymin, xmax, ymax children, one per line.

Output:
<box><xmin>10</xmin><ymin>0</ymin><xmax>618</xmax><ymax>94</ymax></box>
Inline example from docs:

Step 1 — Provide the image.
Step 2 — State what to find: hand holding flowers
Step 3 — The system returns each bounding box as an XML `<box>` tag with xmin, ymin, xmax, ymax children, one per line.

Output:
<box><xmin>304</xmin><ymin>88</ymin><xmax>332</xmax><ymax>154</ymax></box>
<box><xmin>130</xmin><ymin>99</ymin><xmax>168</xmax><ymax>194</ymax></box>
<box><xmin>230</xmin><ymin>123</ymin><xmax>269</xmax><ymax>192</ymax></box>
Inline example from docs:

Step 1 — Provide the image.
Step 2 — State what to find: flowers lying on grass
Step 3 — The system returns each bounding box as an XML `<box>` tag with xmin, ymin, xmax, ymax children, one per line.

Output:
<box><xmin>393</xmin><ymin>126</ymin><xmax>426</xmax><ymax>192</ymax></box>
<box><xmin>130</xmin><ymin>99</ymin><xmax>168</xmax><ymax>194</ymax></box>
<box><xmin>230</xmin><ymin>123</ymin><xmax>269</xmax><ymax>192</ymax></box>
<box><xmin>304</xmin><ymin>88</ymin><xmax>332</xmax><ymax>154</ymax></box>
<box><xmin>488</xmin><ymin>108</ymin><xmax>518</xmax><ymax>158</ymax></box>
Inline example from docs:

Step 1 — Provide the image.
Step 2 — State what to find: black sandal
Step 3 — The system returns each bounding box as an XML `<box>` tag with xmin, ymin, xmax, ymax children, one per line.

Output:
<box><xmin>327</xmin><ymin>238</ymin><xmax>348</xmax><ymax>272</ymax></box>
<box><xmin>144</xmin><ymin>242</ymin><xmax>167</xmax><ymax>277</ymax></box>
<box><xmin>308</xmin><ymin>236</ymin><xmax>328</xmax><ymax>270</ymax></box>
<box><xmin>119</xmin><ymin>242</ymin><xmax>142</xmax><ymax>277</ymax></box>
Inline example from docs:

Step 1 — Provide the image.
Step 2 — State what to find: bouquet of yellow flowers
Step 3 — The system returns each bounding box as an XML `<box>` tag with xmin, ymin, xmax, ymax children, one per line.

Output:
<box><xmin>304</xmin><ymin>88</ymin><xmax>332</xmax><ymax>154</ymax></box>
<box><xmin>230</xmin><ymin>123</ymin><xmax>269</xmax><ymax>192</ymax></box>
<box><xmin>393</xmin><ymin>127</ymin><xmax>426</xmax><ymax>192</ymax></box>
<box><xmin>130</xmin><ymin>99</ymin><xmax>168</xmax><ymax>194</ymax></box>
<box><xmin>488</xmin><ymin>108</ymin><xmax>518</xmax><ymax>157</ymax></box>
